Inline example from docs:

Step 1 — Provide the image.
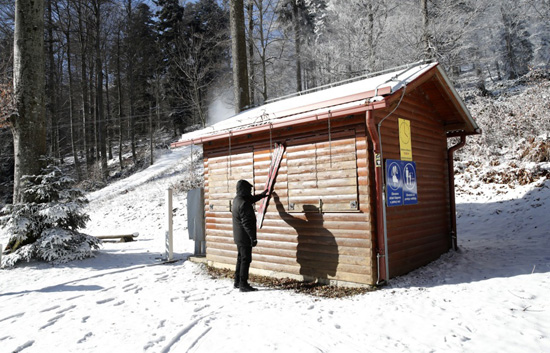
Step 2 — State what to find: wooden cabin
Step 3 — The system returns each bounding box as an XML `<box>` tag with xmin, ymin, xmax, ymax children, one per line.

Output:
<box><xmin>172</xmin><ymin>62</ymin><xmax>480</xmax><ymax>286</ymax></box>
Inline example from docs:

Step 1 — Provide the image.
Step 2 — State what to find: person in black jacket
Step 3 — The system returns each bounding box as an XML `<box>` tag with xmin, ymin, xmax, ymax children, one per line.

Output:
<box><xmin>232</xmin><ymin>179</ymin><xmax>268</xmax><ymax>292</ymax></box>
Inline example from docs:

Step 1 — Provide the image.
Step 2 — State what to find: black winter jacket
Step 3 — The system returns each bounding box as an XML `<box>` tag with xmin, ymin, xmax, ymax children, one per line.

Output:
<box><xmin>232</xmin><ymin>180</ymin><xmax>266</xmax><ymax>246</ymax></box>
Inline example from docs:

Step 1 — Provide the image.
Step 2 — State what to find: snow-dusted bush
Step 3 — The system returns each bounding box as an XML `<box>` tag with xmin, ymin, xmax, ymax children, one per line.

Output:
<box><xmin>454</xmin><ymin>69</ymin><xmax>550</xmax><ymax>186</ymax></box>
<box><xmin>170</xmin><ymin>149</ymin><xmax>204</xmax><ymax>193</ymax></box>
<box><xmin>0</xmin><ymin>165</ymin><xmax>100</xmax><ymax>268</ymax></box>
<box><xmin>458</xmin><ymin>71</ymin><xmax>550</xmax><ymax>160</ymax></box>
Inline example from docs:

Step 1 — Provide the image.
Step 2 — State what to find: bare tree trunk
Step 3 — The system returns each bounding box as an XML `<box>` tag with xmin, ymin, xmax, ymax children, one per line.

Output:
<box><xmin>77</xmin><ymin>0</ymin><xmax>91</xmax><ymax>171</ymax></box>
<box><xmin>126</xmin><ymin>0</ymin><xmax>137</xmax><ymax>165</ymax></box>
<box><xmin>60</xmin><ymin>3</ymin><xmax>82</xmax><ymax>180</ymax></box>
<box><xmin>230</xmin><ymin>0</ymin><xmax>250</xmax><ymax>113</ymax></box>
<box><xmin>149</xmin><ymin>103</ymin><xmax>153</xmax><ymax>166</ymax></box>
<box><xmin>116</xmin><ymin>29</ymin><xmax>124</xmax><ymax>170</ymax></box>
<box><xmin>420</xmin><ymin>0</ymin><xmax>435</xmax><ymax>61</ymax></box>
<box><xmin>12</xmin><ymin>0</ymin><xmax>46</xmax><ymax>203</ymax></box>
<box><xmin>105</xmin><ymin>58</ymin><xmax>113</xmax><ymax>161</ymax></box>
<box><xmin>292</xmin><ymin>3</ymin><xmax>302</xmax><ymax>92</ymax></box>
<box><xmin>67</xmin><ymin>40</ymin><xmax>81</xmax><ymax>180</ymax></box>
<box><xmin>94</xmin><ymin>0</ymin><xmax>107</xmax><ymax>179</ymax></box>
<box><xmin>89</xmin><ymin>62</ymin><xmax>98</xmax><ymax>163</ymax></box>
<box><xmin>128</xmin><ymin>72</ymin><xmax>137</xmax><ymax>165</ymax></box>
<box><xmin>46</xmin><ymin>0</ymin><xmax>59</xmax><ymax>163</ymax></box>
<box><xmin>155</xmin><ymin>75</ymin><xmax>161</xmax><ymax>132</ymax></box>
<box><xmin>366</xmin><ymin>3</ymin><xmax>375</xmax><ymax>70</ymax></box>
<box><xmin>247</xmin><ymin>0</ymin><xmax>255</xmax><ymax>105</ymax></box>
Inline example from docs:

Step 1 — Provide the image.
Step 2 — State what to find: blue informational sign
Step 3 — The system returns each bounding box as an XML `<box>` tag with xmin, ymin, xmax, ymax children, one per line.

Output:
<box><xmin>402</xmin><ymin>162</ymin><xmax>418</xmax><ymax>205</ymax></box>
<box><xmin>385</xmin><ymin>159</ymin><xmax>418</xmax><ymax>207</ymax></box>
<box><xmin>386</xmin><ymin>160</ymin><xmax>404</xmax><ymax>206</ymax></box>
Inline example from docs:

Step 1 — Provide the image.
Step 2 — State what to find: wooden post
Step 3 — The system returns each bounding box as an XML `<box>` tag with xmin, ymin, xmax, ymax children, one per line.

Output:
<box><xmin>166</xmin><ymin>188</ymin><xmax>173</xmax><ymax>261</ymax></box>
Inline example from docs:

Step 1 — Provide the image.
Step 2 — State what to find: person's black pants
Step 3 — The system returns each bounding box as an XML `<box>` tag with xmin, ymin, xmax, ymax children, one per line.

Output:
<box><xmin>235</xmin><ymin>245</ymin><xmax>252</xmax><ymax>286</ymax></box>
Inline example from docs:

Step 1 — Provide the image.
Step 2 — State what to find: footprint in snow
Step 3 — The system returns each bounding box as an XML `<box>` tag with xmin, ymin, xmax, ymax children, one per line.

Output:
<box><xmin>77</xmin><ymin>332</ymin><xmax>93</xmax><ymax>344</ymax></box>
<box><xmin>40</xmin><ymin>314</ymin><xmax>65</xmax><ymax>330</ymax></box>
<box><xmin>123</xmin><ymin>283</ymin><xmax>137</xmax><ymax>292</ymax></box>
<box><xmin>193</xmin><ymin>305</ymin><xmax>210</xmax><ymax>313</ymax></box>
<box><xmin>67</xmin><ymin>294</ymin><xmax>85</xmax><ymax>301</ymax></box>
<box><xmin>56</xmin><ymin>305</ymin><xmax>76</xmax><ymax>314</ymax></box>
<box><xmin>0</xmin><ymin>312</ymin><xmax>25</xmax><ymax>323</ymax></box>
<box><xmin>11</xmin><ymin>340</ymin><xmax>34</xmax><ymax>352</ymax></box>
<box><xmin>156</xmin><ymin>274</ymin><xmax>170</xmax><ymax>282</ymax></box>
<box><xmin>96</xmin><ymin>298</ymin><xmax>115</xmax><ymax>305</ymax></box>
<box><xmin>40</xmin><ymin>306</ymin><xmax>60</xmax><ymax>313</ymax></box>
<box><xmin>143</xmin><ymin>336</ymin><xmax>166</xmax><ymax>351</ymax></box>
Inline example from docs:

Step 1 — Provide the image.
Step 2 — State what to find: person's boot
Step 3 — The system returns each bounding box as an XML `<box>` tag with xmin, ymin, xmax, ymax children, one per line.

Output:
<box><xmin>239</xmin><ymin>282</ymin><xmax>258</xmax><ymax>292</ymax></box>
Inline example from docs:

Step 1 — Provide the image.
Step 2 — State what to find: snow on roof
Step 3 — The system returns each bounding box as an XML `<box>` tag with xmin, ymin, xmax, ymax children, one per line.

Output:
<box><xmin>175</xmin><ymin>62</ymin><xmax>440</xmax><ymax>145</ymax></box>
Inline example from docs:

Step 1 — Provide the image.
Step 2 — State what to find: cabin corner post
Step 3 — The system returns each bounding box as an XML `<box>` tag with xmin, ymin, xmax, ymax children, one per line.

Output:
<box><xmin>447</xmin><ymin>134</ymin><xmax>466</xmax><ymax>251</ymax></box>
<box><xmin>366</xmin><ymin>110</ymin><xmax>389</xmax><ymax>285</ymax></box>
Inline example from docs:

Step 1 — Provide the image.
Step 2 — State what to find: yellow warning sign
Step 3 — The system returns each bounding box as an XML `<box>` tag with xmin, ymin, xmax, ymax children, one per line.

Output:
<box><xmin>399</xmin><ymin>118</ymin><xmax>413</xmax><ymax>161</ymax></box>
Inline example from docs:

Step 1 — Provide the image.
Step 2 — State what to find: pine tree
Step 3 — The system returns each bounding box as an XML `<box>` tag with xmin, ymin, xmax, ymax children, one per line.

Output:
<box><xmin>0</xmin><ymin>164</ymin><xmax>100</xmax><ymax>268</ymax></box>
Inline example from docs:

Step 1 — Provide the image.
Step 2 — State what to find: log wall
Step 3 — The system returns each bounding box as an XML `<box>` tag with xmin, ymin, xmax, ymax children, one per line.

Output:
<box><xmin>203</xmin><ymin>116</ymin><xmax>376</xmax><ymax>285</ymax></box>
<box><xmin>379</xmin><ymin>90</ymin><xmax>452</xmax><ymax>277</ymax></box>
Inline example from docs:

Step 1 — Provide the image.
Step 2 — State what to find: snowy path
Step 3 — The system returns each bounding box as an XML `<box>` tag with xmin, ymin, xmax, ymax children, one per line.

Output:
<box><xmin>2</xmin><ymin>248</ymin><xmax>548</xmax><ymax>353</ymax></box>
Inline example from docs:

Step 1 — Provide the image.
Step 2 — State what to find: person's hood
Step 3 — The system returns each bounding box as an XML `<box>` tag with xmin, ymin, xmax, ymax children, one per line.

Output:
<box><xmin>236</xmin><ymin>180</ymin><xmax>253</xmax><ymax>197</ymax></box>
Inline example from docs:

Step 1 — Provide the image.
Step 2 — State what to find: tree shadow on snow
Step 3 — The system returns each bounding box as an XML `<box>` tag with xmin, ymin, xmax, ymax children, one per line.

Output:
<box><xmin>0</xmin><ymin>251</ymin><xmax>193</xmax><ymax>297</ymax></box>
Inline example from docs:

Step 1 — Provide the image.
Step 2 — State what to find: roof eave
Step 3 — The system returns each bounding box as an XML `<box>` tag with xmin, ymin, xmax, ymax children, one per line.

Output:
<box><xmin>170</xmin><ymin>99</ymin><xmax>387</xmax><ymax>148</ymax></box>
<box><xmin>434</xmin><ymin>65</ymin><xmax>480</xmax><ymax>135</ymax></box>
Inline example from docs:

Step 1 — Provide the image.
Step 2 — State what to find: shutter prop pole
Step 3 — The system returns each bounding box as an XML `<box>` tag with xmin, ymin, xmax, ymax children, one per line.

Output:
<box><xmin>165</xmin><ymin>188</ymin><xmax>174</xmax><ymax>261</ymax></box>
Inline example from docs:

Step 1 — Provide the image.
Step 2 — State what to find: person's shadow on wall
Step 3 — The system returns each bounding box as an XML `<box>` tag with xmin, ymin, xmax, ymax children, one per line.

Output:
<box><xmin>272</xmin><ymin>192</ymin><xmax>339</xmax><ymax>282</ymax></box>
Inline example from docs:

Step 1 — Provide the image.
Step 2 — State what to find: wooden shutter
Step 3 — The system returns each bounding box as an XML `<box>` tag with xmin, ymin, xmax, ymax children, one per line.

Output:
<box><xmin>286</xmin><ymin>130</ymin><xmax>358</xmax><ymax>213</ymax></box>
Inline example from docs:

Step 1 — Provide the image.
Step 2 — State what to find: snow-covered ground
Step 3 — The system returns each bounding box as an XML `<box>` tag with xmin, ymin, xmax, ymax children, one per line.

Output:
<box><xmin>1</xmin><ymin>146</ymin><xmax>549</xmax><ymax>353</ymax></box>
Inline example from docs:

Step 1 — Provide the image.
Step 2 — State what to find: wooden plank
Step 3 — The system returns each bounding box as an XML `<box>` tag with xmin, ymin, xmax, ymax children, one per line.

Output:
<box><xmin>287</xmin><ymin>161</ymin><xmax>357</xmax><ymax>175</ymax></box>
<box><xmin>205</xmin><ymin>252</ymin><xmax>374</xmax><ymax>284</ymax></box>
<box><xmin>288</xmin><ymin>143</ymin><xmax>356</xmax><ymax>157</ymax></box>
<box><xmin>208</xmin><ymin>242</ymin><xmax>371</xmax><ymax>266</ymax></box>
<box><xmin>288</xmin><ymin>185</ymin><xmax>358</xmax><ymax>197</ymax></box>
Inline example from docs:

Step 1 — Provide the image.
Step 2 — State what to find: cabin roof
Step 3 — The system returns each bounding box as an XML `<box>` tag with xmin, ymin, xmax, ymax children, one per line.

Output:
<box><xmin>172</xmin><ymin>62</ymin><xmax>480</xmax><ymax>147</ymax></box>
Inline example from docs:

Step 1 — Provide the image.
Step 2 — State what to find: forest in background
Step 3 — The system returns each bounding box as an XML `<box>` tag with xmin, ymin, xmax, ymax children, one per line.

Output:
<box><xmin>0</xmin><ymin>0</ymin><xmax>549</xmax><ymax>206</ymax></box>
